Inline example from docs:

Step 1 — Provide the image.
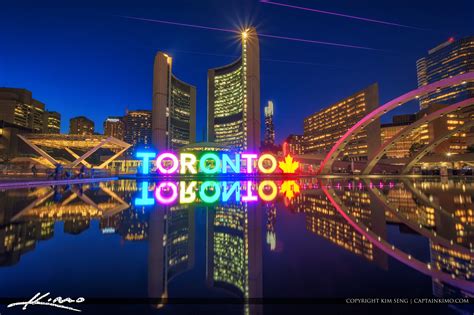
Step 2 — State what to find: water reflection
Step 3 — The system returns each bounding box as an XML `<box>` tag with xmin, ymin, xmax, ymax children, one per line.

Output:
<box><xmin>0</xmin><ymin>178</ymin><xmax>472</xmax><ymax>313</ymax></box>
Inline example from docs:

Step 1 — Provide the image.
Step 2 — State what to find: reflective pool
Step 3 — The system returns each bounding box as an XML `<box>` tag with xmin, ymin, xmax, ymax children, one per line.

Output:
<box><xmin>0</xmin><ymin>177</ymin><xmax>472</xmax><ymax>314</ymax></box>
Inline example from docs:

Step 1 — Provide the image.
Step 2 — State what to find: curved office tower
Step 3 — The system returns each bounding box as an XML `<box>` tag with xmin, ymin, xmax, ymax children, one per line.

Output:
<box><xmin>153</xmin><ymin>52</ymin><xmax>196</xmax><ymax>151</ymax></box>
<box><xmin>208</xmin><ymin>28</ymin><xmax>261</xmax><ymax>152</ymax></box>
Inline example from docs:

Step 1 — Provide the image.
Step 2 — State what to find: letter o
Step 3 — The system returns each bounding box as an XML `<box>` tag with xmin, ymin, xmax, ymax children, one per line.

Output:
<box><xmin>199</xmin><ymin>181</ymin><xmax>221</xmax><ymax>203</ymax></box>
<box><xmin>258</xmin><ymin>180</ymin><xmax>278</xmax><ymax>201</ymax></box>
<box><xmin>257</xmin><ymin>154</ymin><xmax>277</xmax><ymax>174</ymax></box>
<box><xmin>156</xmin><ymin>153</ymin><xmax>179</xmax><ymax>174</ymax></box>
<box><xmin>199</xmin><ymin>153</ymin><xmax>221</xmax><ymax>174</ymax></box>
<box><xmin>155</xmin><ymin>182</ymin><xmax>178</xmax><ymax>204</ymax></box>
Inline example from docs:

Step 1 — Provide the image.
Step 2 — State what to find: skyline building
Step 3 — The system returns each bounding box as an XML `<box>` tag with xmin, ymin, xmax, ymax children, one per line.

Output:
<box><xmin>284</xmin><ymin>134</ymin><xmax>304</xmax><ymax>155</ymax></box>
<box><xmin>416</xmin><ymin>36</ymin><xmax>474</xmax><ymax>110</ymax></box>
<box><xmin>69</xmin><ymin>116</ymin><xmax>94</xmax><ymax>135</ymax></box>
<box><xmin>104</xmin><ymin>116</ymin><xmax>125</xmax><ymax>140</ymax></box>
<box><xmin>416</xmin><ymin>36</ymin><xmax>474</xmax><ymax>155</ymax></box>
<box><xmin>123</xmin><ymin>109</ymin><xmax>152</xmax><ymax>154</ymax></box>
<box><xmin>0</xmin><ymin>88</ymin><xmax>45</xmax><ymax>132</ymax></box>
<box><xmin>43</xmin><ymin>111</ymin><xmax>61</xmax><ymax>134</ymax></box>
<box><xmin>303</xmin><ymin>83</ymin><xmax>381</xmax><ymax>161</ymax></box>
<box><xmin>152</xmin><ymin>52</ymin><xmax>196</xmax><ymax>151</ymax></box>
<box><xmin>207</xmin><ymin>28</ymin><xmax>261</xmax><ymax>152</ymax></box>
<box><xmin>263</xmin><ymin>100</ymin><xmax>275</xmax><ymax>147</ymax></box>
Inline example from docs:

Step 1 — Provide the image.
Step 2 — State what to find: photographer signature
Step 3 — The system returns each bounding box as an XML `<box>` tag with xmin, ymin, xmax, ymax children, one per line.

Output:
<box><xmin>7</xmin><ymin>292</ymin><xmax>85</xmax><ymax>312</ymax></box>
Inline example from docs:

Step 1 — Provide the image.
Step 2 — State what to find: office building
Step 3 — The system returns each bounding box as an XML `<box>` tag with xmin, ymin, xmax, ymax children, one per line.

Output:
<box><xmin>303</xmin><ymin>84</ymin><xmax>381</xmax><ymax>161</ymax></box>
<box><xmin>284</xmin><ymin>134</ymin><xmax>304</xmax><ymax>155</ymax></box>
<box><xmin>416</xmin><ymin>37</ymin><xmax>474</xmax><ymax>154</ymax></box>
<box><xmin>0</xmin><ymin>88</ymin><xmax>45</xmax><ymax>132</ymax></box>
<box><xmin>416</xmin><ymin>36</ymin><xmax>474</xmax><ymax>109</ymax></box>
<box><xmin>69</xmin><ymin>116</ymin><xmax>94</xmax><ymax>135</ymax></box>
<box><xmin>104</xmin><ymin>116</ymin><xmax>124</xmax><ymax>140</ymax></box>
<box><xmin>123</xmin><ymin>110</ymin><xmax>152</xmax><ymax>153</ymax></box>
<box><xmin>208</xmin><ymin>28</ymin><xmax>261</xmax><ymax>152</ymax></box>
<box><xmin>264</xmin><ymin>100</ymin><xmax>275</xmax><ymax>146</ymax></box>
<box><xmin>380</xmin><ymin>115</ymin><xmax>416</xmax><ymax>159</ymax></box>
<box><xmin>43</xmin><ymin>111</ymin><xmax>60</xmax><ymax>134</ymax></box>
<box><xmin>414</xmin><ymin>103</ymin><xmax>468</xmax><ymax>155</ymax></box>
<box><xmin>152</xmin><ymin>52</ymin><xmax>196</xmax><ymax>151</ymax></box>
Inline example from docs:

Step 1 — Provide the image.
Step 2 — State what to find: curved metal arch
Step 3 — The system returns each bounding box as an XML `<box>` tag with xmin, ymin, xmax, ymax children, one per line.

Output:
<box><xmin>363</xmin><ymin>180</ymin><xmax>472</xmax><ymax>256</ymax></box>
<box><xmin>321</xmin><ymin>185</ymin><xmax>474</xmax><ymax>293</ymax></box>
<box><xmin>317</xmin><ymin>72</ymin><xmax>474</xmax><ymax>174</ymax></box>
<box><xmin>401</xmin><ymin>178</ymin><xmax>469</xmax><ymax>227</ymax></box>
<box><xmin>363</xmin><ymin>97</ymin><xmax>474</xmax><ymax>174</ymax></box>
<box><xmin>401</xmin><ymin>120</ymin><xmax>474</xmax><ymax>174</ymax></box>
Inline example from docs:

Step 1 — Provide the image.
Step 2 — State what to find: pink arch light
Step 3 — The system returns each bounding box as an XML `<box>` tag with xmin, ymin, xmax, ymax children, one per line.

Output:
<box><xmin>318</xmin><ymin>72</ymin><xmax>474</xmax><ymax>174</ymax></box>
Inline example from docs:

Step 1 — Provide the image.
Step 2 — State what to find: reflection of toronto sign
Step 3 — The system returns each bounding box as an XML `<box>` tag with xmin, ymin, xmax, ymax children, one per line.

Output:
<box><xmin>136</xmin><ymin>151</ymin><xmax>299</xmax><ymax>175</ymax></box>
<box><xmin>134</xmin><ymin>181</ymin><xmax>301</xmax><ymax>206</ymax></box>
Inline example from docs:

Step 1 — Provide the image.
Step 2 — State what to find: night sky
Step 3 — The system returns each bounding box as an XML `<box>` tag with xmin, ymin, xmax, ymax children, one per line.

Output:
<box><xmin>1</xmin><ymin>0</ymin><xmax>473</xmax><ymax>142</ymax></box>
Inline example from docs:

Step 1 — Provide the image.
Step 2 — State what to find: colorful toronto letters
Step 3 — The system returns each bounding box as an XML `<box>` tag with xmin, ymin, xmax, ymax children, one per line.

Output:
<box><xmin>136</xmin><ymin>151</ymin><xmax>299</xmax><ymax>175</ymax></box>
<box><xmin>134</xmin><ymin>180</ymin><xmax>301</xmax><ymax>206</ymax></box>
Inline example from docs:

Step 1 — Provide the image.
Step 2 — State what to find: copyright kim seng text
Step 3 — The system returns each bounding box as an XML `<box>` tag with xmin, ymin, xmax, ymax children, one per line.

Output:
<box><xmin>345</xmin><ymin>298</ymin><xmax>471</xmax><ymax>304</ymax></box>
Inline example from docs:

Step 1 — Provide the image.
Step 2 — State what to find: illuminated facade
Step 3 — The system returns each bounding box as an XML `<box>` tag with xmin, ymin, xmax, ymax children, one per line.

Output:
<box><xmin>413</xmin><ymin>103</ymin><xmax>468</xmax><ymax>155</ymax></box>
<box><xmin>0</xmin><ymin>88</ymin><xmax>46</xmax><ymax>132</ymax></box>
<box><xmin>43</xmin><ymin>111</ymin><xmax>60</xmax><ymax>134</ymax></box>
<box><xmin>263</xmin><ymin>100</ymin><xmax>275</xmax><ymax>146</ymax></box>
<box><xmin>284</xmin><ymin>134</ymin><xmax>304</xmax><ymax>155</ymax></box>
<box><xmin>206</xmin><ymin>202</ymin><xmax>262</xmax><ymax>305</ymax></box>
<box><xmin>69</xmin><ymin>116</ymin><xmax>94</xmax><ymax>135</ymax></box>
<box><xmin>104</xmin><ymin>116</ymin><xmax>124</xmax><ymax>140</ymax></box>
<box><xmin>303</xmin><ymin>84</ymin><xmax>381</xmax><ymax>161</ymax></box>
<box><xmin>208</xmin><ymin>28</ymin><xmax>261</xmax><ymax>152</ymax></box>
<box><xmin>416</xmin><ymin>37</ymin><xmax>474</xmax><ymax>155</ymax></box>
<box><xmin>18</xmin><ymin>133</ymin><xmax>131</xmax><ymax>168</ymax></box>
<box><xmin>152</xmin><ymin>52</ymin><xmax>196</xmax><ymax>151</ymax></box>
<box><xmin>380</xmin><ymin>115</ymin><xmax>416</xmax><ymax>158</ymax></box>
<box><xmin>303</xmin><ymin>192</ymin><xmax>376</xmax><ymax>261</ymax></box>
<box><xmin>416</xmin><ymin>37</ymin><xmax>474</xmax><ymax>110</ymax></box>
<box><xmin>123</xmin><ymin>110</ymin><xmax>152</xmax><ymax>154</ymax></box>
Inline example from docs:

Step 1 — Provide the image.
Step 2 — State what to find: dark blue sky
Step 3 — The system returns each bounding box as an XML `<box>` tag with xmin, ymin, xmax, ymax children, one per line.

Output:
<box><xmin>1</xmin><ymin>0</ymin><xmax>473</xmax><ymax>142</ymax></box>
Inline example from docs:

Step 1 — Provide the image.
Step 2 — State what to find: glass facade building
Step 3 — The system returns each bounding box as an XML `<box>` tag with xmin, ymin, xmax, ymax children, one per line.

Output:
<box><xmin>104</xmin><ymin>116</ymin><xmax>124</xmax><ymax>140</ymax></box>
<box><xmin>208</xmin><ymin>28</ymin><xmax>261</xmax><ymax>152</ymax></box>
<box><xmin>123</xmin><ymin>110</ymin><xmax>152</xmax><ymax>154</ymax></box>
<box><xmin>416</xmin><ymin>37</ymin><xmax>474</xmax><ymax>109</ymax></box>
<box><xmin>264</xmin><ymin>100</ymin><xmax>275</xmax><ymax>146</ymax></box>
<box><xmin>416</xmin><ymin>36</ymin><xmax>474</xmax><ymax>154</ymax></box>
<box><xmin>152</xmin><ymin>52</ymin><xmax>196</xmax><ymax>151</ymax></box>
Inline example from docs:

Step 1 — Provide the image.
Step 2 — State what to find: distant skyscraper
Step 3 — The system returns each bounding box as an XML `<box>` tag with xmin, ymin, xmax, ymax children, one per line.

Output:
<box><xmin>284</xmin><ymin>134</ymin><xmax>304</xmax><ymax>155</ymax></box>
<box><xmin>69</xmin><ymin>116</ymin><xmax>94</xmax><ymax>135</ymax></box>
<box><xmin>416</xmin><ymin>36</ymin><xmax>474</xmax><ymax>154</ymax></box>
<box><xmin>264</xmin><ymin>101</ymin><xmax>275</xmax><ymax>146</ymax></box>
<box><xmin>416</xmin><ymin>36</ymin><xmax>474</xmax><ymax>109</ymax></box>
<box><xmin>43</xmin><ymin>111</ymin><xmax>60</xmax><ymax>134</ymax></box>
<box><xmin>152</xmin><ymin>52</ymin><xmax>196</xmax><ymax>151</ymax></box>
<box><xmin>0</xmin><ymin>88</ymin><xmax>45</xmax><ymax>132</ymax></box>
<box><xmin>303</xmin><ymin>84</ymin><xmax>381</xmax><ymax>161</ymax></box>
<box><xmin>208</xmin><ymin>28</ymin><xmax>261</xmax><ymax>152</ymax></box>
<box><xmin>103</xmin><ymin>116</ymin><xmax>124</xmax><ymax>140</ymax></box>
<box><xmin>123</xmin><ymin>110</ymin><xmax>152</xmax><ymax>153</ymax></box>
